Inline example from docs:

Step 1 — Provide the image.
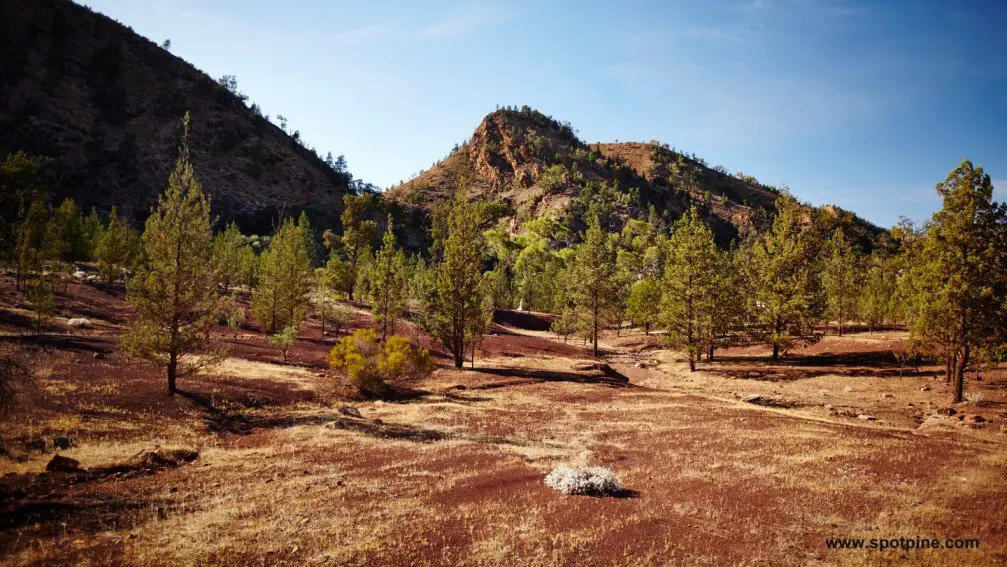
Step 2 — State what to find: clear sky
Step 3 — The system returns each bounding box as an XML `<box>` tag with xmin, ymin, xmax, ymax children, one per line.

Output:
<box><xmin>81</xmin><ymin>0</ymin><xmax>1006</xmax><ymax>228</ymax></box>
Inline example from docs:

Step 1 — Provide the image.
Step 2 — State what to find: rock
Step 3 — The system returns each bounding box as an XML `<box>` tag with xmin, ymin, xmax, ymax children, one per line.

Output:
<box><xmin>843</xmin><ymin>386</ymin><xmax>853</xmax><ymax>393</ymax></box>
<box><xmin>46</xmin><ymin>454</ymin><xmax>81</xmax><ymax>472</ymax></box>
<box><xmin>742</xmin><ymin>394</ymin><xmax>762</xmax><ymax>404</ymax></box>
<box><xmin>965</xmin><ymin>415</ymin><xmax>986</xmax><ymax>424</ymax></box>
<box><xmin>857</xmin><ymin>414</ymin><xmax>877</xmax><ymax>421</ymax></box>
<box><xmin>920</xmin><ymin>385</ymin><xmax>931</xmax><ymax>392</ymax></box>
<box><xmin>137</xmin><ymin>448</ymin><xmax>199</xmax><ymax>469</ymax></box>
<box><xmin>453</xmin><ymin>385</ymin><xmax>467</xmax><ymax>391</ymax></box>
<box><xmin>823</xmin><ymin>404</ymin><xmax>834</xmax><ymax>411</ymax></box>
<box><xmin>24</xmin><ymin>438</ymin><xmax>46</xmax><ymax>452</ymax></box>
<box><xmin>881</xmin><ymin>393</ymin><xmax>893</xmax><ymax>399</ymax></box>
<box><xmin>339</xmin><ymin>406</ymin><xmax>362</xmax><ymax>419</ymax></box>
<box><xmin>53</xmin><ymin>436</ymin><xmax>72</xmax><ymax>450</ymax></box>
<box><xmin>939</xmin><ymin>407</ymin><xmax>957</xmax><ymax>416</ymax></box>
<box><xmin>93</xmin><ymin>352</ymin><xmax>104</xmax><ymax>360</ymax></box>
<box><xmin>315</xmin><ymin>372</ymin><xmax>325</xmax><ymax>378</ymax></box>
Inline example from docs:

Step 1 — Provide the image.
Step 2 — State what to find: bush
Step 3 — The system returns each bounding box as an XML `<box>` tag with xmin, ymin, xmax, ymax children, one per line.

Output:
<box><xmin>67</xmin><ymin>318</ymin><xmax>93</xmax><ymax>329</ymax></box>
<box><xmin>545</xmin><ymin>465</ymin><xmax>622</xmax><ymax>496</ymax></box>
<box><xmin>329</xmin><ymin>329</ymin><xmax>434</xmax><ymax>394</ymax></box>
<box><xmin>269</xmin><ymin>325</ymin><xmax>298</xmax><ymax>361</ymax></box>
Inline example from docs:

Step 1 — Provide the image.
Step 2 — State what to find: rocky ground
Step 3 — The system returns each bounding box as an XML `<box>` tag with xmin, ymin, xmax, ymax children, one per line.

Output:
<box><xmin>1</xmin><ymin>279</ymin><xmax>1005</xmax><ymax>566</ymax></box>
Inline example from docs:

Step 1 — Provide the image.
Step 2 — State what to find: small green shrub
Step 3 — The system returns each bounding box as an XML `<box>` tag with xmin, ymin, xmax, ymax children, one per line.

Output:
<box><xmin>329</xmin><ymin>329</ymin><xmax>434</xmax><ymax>395</ymax></box>
<box><xmin>269</xmin><ymin>325</ymin><xmax>298</xmax><ymax>361</ymax></box>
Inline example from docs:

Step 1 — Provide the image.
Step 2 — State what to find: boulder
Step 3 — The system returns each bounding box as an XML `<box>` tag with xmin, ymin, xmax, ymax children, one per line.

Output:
<box><xmin>742</xmin><ymin>394</ymin><xmax>762</xmax><ymax>404</ymax></box>
<box><xmin>339</xmin><ymin>406</ymin><xmax>363</xmax><ymax>419</ymax></box>
<box><xmin>939</xmin><ymin>407</ymin><xmax>957</xmax><ymax>416</ymax></box>
<box><xmin>857</xmin><ymin>414</ymin><xmax>877</xmax><ymax>421</ymax></box>
<box><xmin>881</xmin><ymin>393</ymin><xmax>893</xmax><ymax>399</ymax></box>
<box><xmin>46</xmin><ymin>454</ymin><xmax>81</xmax><ymax>472</ymax></box>
<box><xmin>53</xmin><ymin>436</ymin><xmax>72</xmax><ymax>450</ymax></box>
<box><xmin>920</xmin><ymin>385</ymin><xmax>931</xmax><ymax>392</ymax></box>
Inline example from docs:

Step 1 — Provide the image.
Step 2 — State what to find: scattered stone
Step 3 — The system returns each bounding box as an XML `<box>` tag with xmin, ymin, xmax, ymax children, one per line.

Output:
<box><xmin>53</xmin><ymin>436</ymin><xmax>72</xmax><ymax>450</ymax></box>
<box><xmin>339</xmin><ymin>406</ymin><xmax>362</xmax><ymax>419</ymax></box>
<box><xmin>315</xmin><ymin>372</ymin><xmax>325</xmax><ymax>378</ymax></box>
<box><xmin>823</xmin><ymin>404</ymin><xmax>834</xmax><ymax>411</ymax></box>
<box><xmin>965</xmin><ymin>415</ymin><xmax>987</xmax><ymax>424</ymax></box>
<box><xmin>843</xmin><ymin>386</ymin><xmax>853</xmax><ymax>393</ymax></box>
<box><xmin>920</xmin><ymin>385</ymin><xmax>931</xmax><ymax>392</ymax></box>
<box><xmin>93</xmin><ymin>352</ymin><xmax>104</xmax><ymax>360</ymax></box>
<box><xmin>46</xmin><ymin>454</ymin><xmax>81</xmax><ymax>472</ymax></box>
<box><xmin>742</xmin><ymin>394</ymin><xmax>762</xmax><ymax>404</ymax></box>
<box><xmin>881</xmin><ymin>393</ymin><xmax>893</xmax><ymax>399</ymax></box>
<box><xmin>857</xmin><ymin>414</ymin><xmax>877</xmax><ymax>421</ymax></box>
<box><xmin>939</xmin><ymin>407</ymin><xmax>958</xmax><ymax>416</ymax></box>
<box><xmin>24</xmin><ymin>438</ymin><xmax>46</xmax><ymax>452</ymax></box>
<box><xmin>453</xmin><ymin>385</ymin><xmax>467</xmax><ymax>391</ymax></box>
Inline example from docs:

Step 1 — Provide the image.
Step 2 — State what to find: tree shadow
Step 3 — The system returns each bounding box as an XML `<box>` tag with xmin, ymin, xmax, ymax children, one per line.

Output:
<box><xmin>707</xmin><ymin>351</ymin><xmax>911</xmax><ymax>382</ymax></box>
<box><xmin>475</xmin><ymin>366</ymin><xmax>633</xmax><ymax>389</ymax></box>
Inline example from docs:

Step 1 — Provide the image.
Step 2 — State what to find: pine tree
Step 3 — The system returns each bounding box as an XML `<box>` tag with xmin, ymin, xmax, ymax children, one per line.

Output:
<box><xmin>661</xmin><ymin>207</ymin><xmax>720</xmax><ymax>371</ymax></box>
<box><xmin>421</xmin><ymin>190</ymin><xmax>488</xmax><ymax>368</ymax></box>
<box><xmin>212</xmin><ymin>221</ymin><xmax>245</xmax><ymax>293</ymax></box>
<box><xmin>371</xmin><ymin>217</ymin><xmax>406</xmax><ymax>340</ymax></box>
<box><xmin>252</xmin><ymin>217</ymin><xmax>312</xmax><ymax>333</ymax></box>
<box><xmin>12</xmin><ymin>199</ymin><xmax>48</xmax><ymax>291</ymax></box>
<box><xmin>94</xmin><ymin>206</ymin><xmax>138</xmax><ymax>289</ymax></box>
<box><xmin>569</xmin><ymin>215</ymin><xmax>621</xmax><ymax>356</ymax></box>
<box><xmin>859</xmin><ymin>254</ymin><xmax>896</xmax><ymax>333</ymax></box>
<box><xmin>900</xmin><ymin>159</ymin><xmax>1007</xmax><ymax>403</ymax></box>
<box><xmin>121</xmin><ymin>113</ymin><xmax>223</xmax><ymax>396</ymax></box>
<box><xmin>338</xmin><ymin>194</ymin><xmax>377</xmax><ymax>301</ymax></box>
<box><xmin>625</xmin><ymin>276</ymin><xmax>661</xmax><ymax>335</ymax></box>
<box><xmin>746</xmin><ymin>197</ymin><xmax>824</xmax><ymax>360</ymax></box>
<box><xmin>822</xmin><ymin>228</ymin><xmax>862</xmax><ymax>336</ymax></box>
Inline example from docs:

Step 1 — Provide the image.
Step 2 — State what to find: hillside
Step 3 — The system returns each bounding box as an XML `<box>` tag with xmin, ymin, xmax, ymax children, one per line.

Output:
<box><xmin>0</xmin><ymin>0</ymin><xmax>352</xmax><ymax>234</ymax></box>
<box><xmin>387</xmin><ymin>107</ymin><xmax>884</xmax><ymax>248</ymax></box>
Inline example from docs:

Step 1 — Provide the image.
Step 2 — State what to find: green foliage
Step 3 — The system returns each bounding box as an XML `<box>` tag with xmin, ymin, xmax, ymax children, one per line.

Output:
<box><xmin>269</xmin><ymin>325</ymin><xmax>299</xmax><ymax>361</ymax></box>
<box><xmin>744</xmin><ymin>196</ymin><xmax>824</xmax><ymax>360</ymax></box>
<box><xmin>26</xmin><ymin>278</ymin><xmax>55</xmax><ymax>335</ymax></box>
<box><xmin>898</xmin><ymin>159</ymin><xmax>1007</xmax><ymax>403</ymax></box>
<box><xmin>859</xmin><ymin>254</ymin><xmax>896</xmax><ymax>332</ymax></box>
<box><xmin>626</xmin><ymin>276</ymin><xmax>661</xmax><ymax>335</ymax></box>
<box><xmin>212</xmin><ymin>221</ymin><xmax>246</xmax><ymax>292</ymax></box>
<box><xmin>329</xmin><ymin>329</ymin><xmax>433</xmax><ymax>395</ymax></box>
<box><xmin>568</xmin><ymin>215</ymin><xmax>623</xmax><ymax>356</ymax></box>
<box><xmin>121</xmin><ymin>114</ymin><xmax>224</xmax><ymax>395</ymax></box>
<box><xmin>226</xmin><ymin>305</ymin><xmax>246</xmax><ymax>340</ymax></box>
<box><xmin>252</xmin><ymin>217</ymin><xmax>312</xmax><ymax>333</ymax></box>
<box><xmin>421</xmin><ymin>190</ymin><xmax>490</xmax><ymax>368</ymax></box>
<box><xmin>661</xmin><ymin>207</ymin><xmax>721</xmax><ymax>370</ymax></box>
<box><xmin>337</xmin><ymin>194</ymin><xmax>378</xmax><ymax>301</ymax></box>
<box><xmin>371</xmin><ymin>218</ymin><xmax>407</xmax><ymax>340</ymax></box>
<box><xmin>94</xmin><ymin>206</ymin><xmax>140</xmax><ymax>287</ymax></box>
<box><xmin>822</xmin><ymin>229</ymin><xmax>862</xmax><ymax>336</ymax></box>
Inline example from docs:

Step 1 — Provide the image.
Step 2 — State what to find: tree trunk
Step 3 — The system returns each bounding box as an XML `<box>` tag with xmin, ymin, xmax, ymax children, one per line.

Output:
<box><xmin>952</xmin><ymin>344</ymin><xmax>969</xmax><ymax>404</ymax></box>
<box><xmin>689</xmin><ymin>348</ymin><xmax>696</xmax><ymax>372</ymax></box>
<box><xmin>708</xmin><ymin>342</ymin><xmax>714</xmax><ymax>362</ymax></box>
<box><xmin>772</xmin><ymin>343</ymin><xmax>779</xmax><ymax>361</ymax></box>
<box><xmin>167</xmin><ymin>351</ymin><xmax>178</xmax><ymax>396</ymax></box>
<box><xmin>838</xmin><ymin>320</ymin><xmax>843</xmax><ymax>336</ymax></box>
<box><xmin>644</xmin><ymin>323</ymin><xmax>650</xmax><ymax>336</ymax></box>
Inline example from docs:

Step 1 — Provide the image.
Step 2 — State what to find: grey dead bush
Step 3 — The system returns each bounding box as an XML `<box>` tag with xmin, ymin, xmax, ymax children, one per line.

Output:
<box><xmin>545</xmin><ymin>464</ymin><xmax>622</xmax><ymax>496</ymax></box>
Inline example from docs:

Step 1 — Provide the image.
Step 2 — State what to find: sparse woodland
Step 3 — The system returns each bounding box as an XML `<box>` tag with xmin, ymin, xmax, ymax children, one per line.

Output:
<box><xmin>1</xmin><ymin>108</ymin><xmax>1006</xmax><ymax>564</ymax></box>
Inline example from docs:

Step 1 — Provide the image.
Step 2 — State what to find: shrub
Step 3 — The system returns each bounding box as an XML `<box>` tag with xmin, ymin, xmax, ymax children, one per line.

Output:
<box><xmin>269</xmin><ymin>325</ymin><xmax>298</xmax><ymax>361</ymax></box>
<box><xmin>545</xmin><ymin>465</ymin><xmax>622</xmax><ymax>496</ymax></box>
<box><xmin>67</xmin><ymin>318</ymin><xmax>93</xmax><ymax>329</ymax></box>
<box><xmin>963</xmin><ymin>391</ymin><xmax>985</xmax><ymax>405</ymax></box>
<box><xmin>329</xmin><ymin>329</ymin><xmax>434</xmax><ymax>394</ymax></box>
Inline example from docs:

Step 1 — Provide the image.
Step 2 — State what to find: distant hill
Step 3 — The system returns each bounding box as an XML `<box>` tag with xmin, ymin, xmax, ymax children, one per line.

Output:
<box><xmin>0</xmin><ymin>0</ymin><xmax>354</xmax><ymax>234</ymax></box>
<box><xmin>386</xmin><ymin>106</ymin><xmax>884</xmax><ymax>249</ymax></box>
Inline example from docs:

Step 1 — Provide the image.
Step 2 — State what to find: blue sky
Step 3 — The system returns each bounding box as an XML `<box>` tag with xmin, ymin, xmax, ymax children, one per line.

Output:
<box><xmin>82</xmin><ymin>0</ymin><xmax>1007</xmax><ymax>228</ymax></box>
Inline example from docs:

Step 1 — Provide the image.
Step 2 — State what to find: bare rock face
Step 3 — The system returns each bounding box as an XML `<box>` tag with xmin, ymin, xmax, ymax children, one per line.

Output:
<box><xmin>46</xmin><ymin>454</ymin><xmax>81</xmax><ymax>473</ymax></box>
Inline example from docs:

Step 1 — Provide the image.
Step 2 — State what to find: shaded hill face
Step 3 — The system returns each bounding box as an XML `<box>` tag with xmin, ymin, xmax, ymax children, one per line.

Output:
<box><xmin>0</xmin><ymin>0</ymin><xmax>351</xmax><ymax>234</ymax></box>
<box><xmin>387</xmin><ymin>107</ymin><xmax>883</xmax><ymax>249</ymax></box>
